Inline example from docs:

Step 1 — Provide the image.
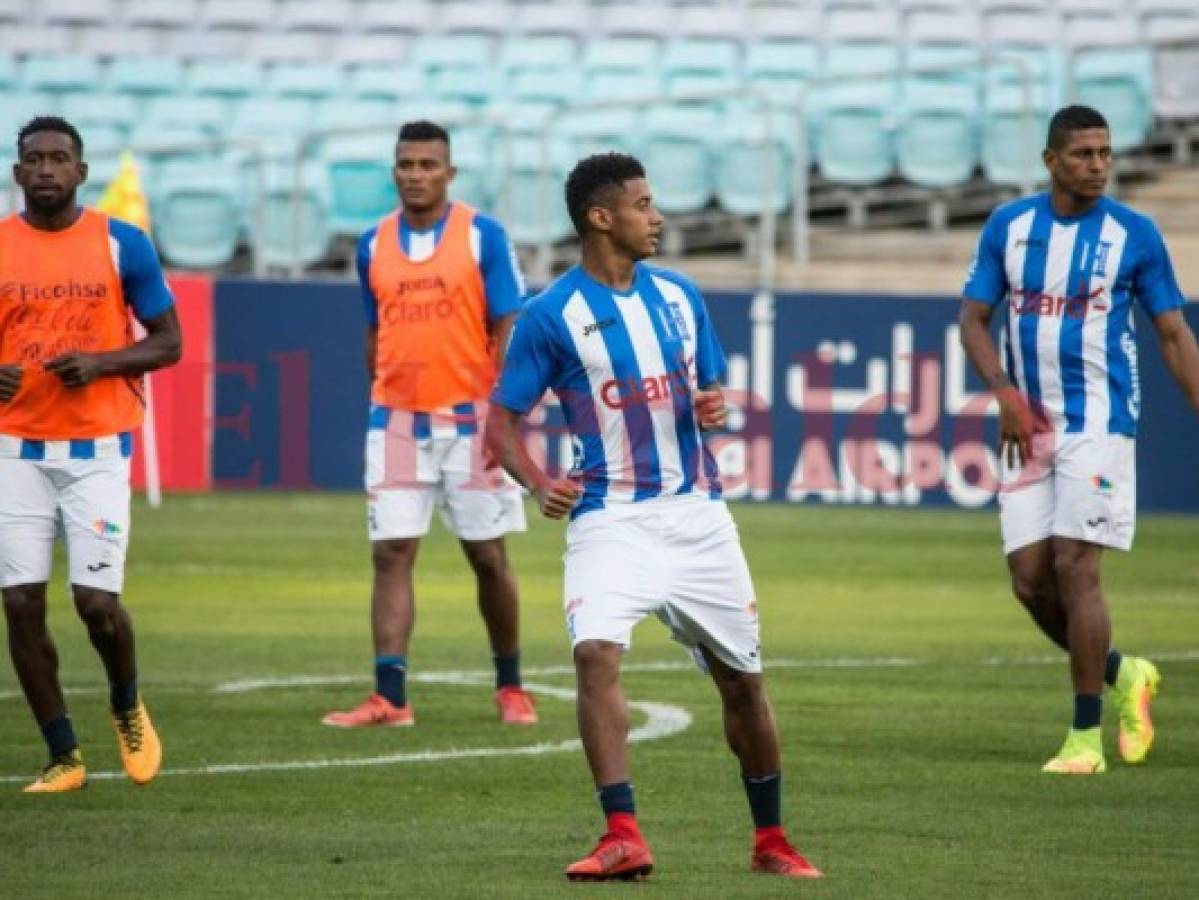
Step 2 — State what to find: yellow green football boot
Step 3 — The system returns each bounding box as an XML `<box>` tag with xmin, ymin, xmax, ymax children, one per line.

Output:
<box><xmin>1042</xmin><ymin>727</ymin><xmax>1106</xmax><ymax>775</ymax></box>
<box><xmin>1110</xmin><ymin>656</ymin><xmax>1161</xmax><ymax>765</ymax></box>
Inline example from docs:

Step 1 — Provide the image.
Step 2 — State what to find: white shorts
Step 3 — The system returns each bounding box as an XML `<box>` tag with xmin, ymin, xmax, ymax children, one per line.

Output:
<box><xmin>998</xmin><ymin>431</ymin><xmax>1135</xmax><ymax>554</ymax></box>
<box><xmin>563</xmin><ymin>494</ymin><xmax>762</xmax><ymax>674</ymax></box>
<box><xmin>0</xmin><ymin>455</ymin><xmax>131</xmax><ymax>593</ymax></box>
<box><xmin>365</xmin><ymin>427</ymin><xmax>526</xmax><ymax>542</ymax></box>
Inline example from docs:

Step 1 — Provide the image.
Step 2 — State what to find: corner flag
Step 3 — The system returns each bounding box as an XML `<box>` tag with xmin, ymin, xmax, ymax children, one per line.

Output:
<box><xmin>95</xmin><ymin>150</ymin><xmax>151</xmax><ymax>232</ymax></box>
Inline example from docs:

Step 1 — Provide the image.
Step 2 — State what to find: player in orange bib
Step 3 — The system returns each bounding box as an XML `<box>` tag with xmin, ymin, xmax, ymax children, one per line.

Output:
<box><xmin>322</xmin><ymin>121</ymin><xmax>537</xmax><ymax>728</ymax></box>
<box><xmin>0</xmin><ymin>117</ymin><xmax>182</xmax><ymax>792</ymax></box>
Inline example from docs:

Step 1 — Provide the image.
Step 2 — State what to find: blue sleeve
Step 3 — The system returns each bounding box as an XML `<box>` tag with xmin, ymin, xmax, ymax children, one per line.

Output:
<box><xmin>962</xmin><ymin>212</ymin><xmax>1008</xmax><ymax>306</ymax></box>
<box><xmin>1132</xmin><ymin>220</ymin><xmax>1186</xmax><ymax>318</ymax></box>
<box><xmin>475</xmin><ymin>214</ymin><xmax>525</xmax><ymax>320</ymax></box>
<box><xmin>110</xmin><ymin>219</ymin><xmax>173</xmax><ymax>321</ymax></box>
<box><xmin>682</xmin><ymin>278</ymin><xmax>727</xmax><ymax>386</ymax></box>
<box><xmin>357</xmin><ymin>228</ymin><xmax>379</xmax><ymax>327</ymax></box>
<box><xmin>491</xmin><ymin>306</ymin><xmax>560</xmax><ymax>414</ymax></box>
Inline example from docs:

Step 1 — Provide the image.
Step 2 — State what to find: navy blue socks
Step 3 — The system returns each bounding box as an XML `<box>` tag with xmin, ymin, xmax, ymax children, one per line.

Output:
<box><xmin>494</xmin><ymin>652</ymin><xmax>521</xmax><ymax>690</ymax></box>
<box><xmin>1104</xmin><ymin>649</ymin><xmax>1123</xmax><ymax>687</ymax></box>
<box><xmin>743</xmin><ymin>773</ymin><xmax>783</xmax><ymax>829</ymax></box>
<box><xmin>597</xmin><ymin>781</ymin><xmax>636</xmax><ymax>817</ymax></box>
<box><xmin>110</xmin><ymin>680</ymin><xmax>138</xmax><ymax>714</ymax></box>
<box><xmin>374</xmin><ymin>654</ymin><xmax>407</xmax><ymax>707</ymax></box>
<box><xmin>1073</xmin><ymin>694</ymin><xmax>1102</xmax><ymax>730</ymax></box>
<box><xmin>41</xmin><ymin>716</ymin><xmax>78</xmax><ymax>758</ymax></box>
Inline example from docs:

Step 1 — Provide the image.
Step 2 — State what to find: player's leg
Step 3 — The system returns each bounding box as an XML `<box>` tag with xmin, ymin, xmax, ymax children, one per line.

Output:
<box><xmin>443</xmin><ymin>431</ymin><xmax>534</xmax><ymax>721</ymax></box>
<box><xmin>2</xmin><ymin>456</ymin><xmax>84</xmax><ymax>791</ymax></box>
<box><xmin>324</xmin><ymin>424</ymin><xmax>434</xmax><ymax>727</ymax></box>
<box><xmin>562</xmin><ymin>511</ymin><xmax>657</xmax><ymax>881</ymax></box>
<box><xmin>663</xmin><ymin>499</ymin><xmax>820</xmax><ymax>879</ymax></box>
<box><xmin>59</xmin><ymin>455</ymin><xmax>160</xmax><ymax>784</ymax></box>
<box><xmin>1006</xmin><ymin>539</ymin><xmax>1068</xmax><ymax>651</ymax></box>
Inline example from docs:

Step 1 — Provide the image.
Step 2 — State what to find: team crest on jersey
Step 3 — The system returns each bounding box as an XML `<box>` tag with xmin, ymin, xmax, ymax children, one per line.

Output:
<box><xmin>1093</xmin><ymin>240</ymin><xmax>1114</xmax><ymax>278</ymax></box>
<box><xmin>657</xmin><ymin>302</ymin><xmax>691</xmax><ymax>341</ymax></box>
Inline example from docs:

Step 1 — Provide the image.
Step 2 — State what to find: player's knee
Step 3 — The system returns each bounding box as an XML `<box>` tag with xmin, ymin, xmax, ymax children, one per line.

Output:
<box><xmin>1</xmin><ymin>585</ymin><xmax>48</xmax><ymax>626</ymax></box>
<box><xmin>1051</xmin><ymin>549</ymin><xmax>1098</xmax><ymax>592</ymax></box>
<box><xmin>73</xmin><ymin>589</ymin><xmax>120</xmax><ymax>632</ymax></box>
<box><xmin>573</xmin><ymin>640</ymin><xmax>621</xmax><ymax>678</ymax></box>
<box><xmin>1009</xmin><ymin>571</ymin><xmax>1046</xmax><ymax>606</ymax></box>
<box><xmin>463</xmin><ymin>541</ymin><xmax>508</xmax><ymax>580</ymax></box>
<box><xmin>372</xmin><ymin>538</ymin><xmax>418</xmax><ymax>571</ymax></box>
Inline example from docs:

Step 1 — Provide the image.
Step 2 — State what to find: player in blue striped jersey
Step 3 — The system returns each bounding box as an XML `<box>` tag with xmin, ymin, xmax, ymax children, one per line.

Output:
<box><xmin>960</xmin><ymin>106</ymin><xmax>1199</xmax><ymax>775</ymax></box>
<box><xmin>486</xmin><ymin>153</ymin><xmax>821</xmax><ymax>882</ymax></box>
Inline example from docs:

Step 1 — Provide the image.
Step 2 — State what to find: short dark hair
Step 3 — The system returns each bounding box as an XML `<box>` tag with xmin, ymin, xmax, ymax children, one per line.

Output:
<box><xmin>1046</xmin><ymin>105</ymin><xmax>1108</xmax><ymax>151</ymax></box>
<box><xmin>564</xmin><ymin>152</ymin><xmax>646</xmax><ymax>236</ymax></box>
<box><xmin>398</xmin><ymin>120</ymin><xmax>451</xmax><ymax>147</ymax></box>
<box><xmin>17</xmin><ymin>115</ymin><xmax>84</xmax><ymax>158</ymax></box>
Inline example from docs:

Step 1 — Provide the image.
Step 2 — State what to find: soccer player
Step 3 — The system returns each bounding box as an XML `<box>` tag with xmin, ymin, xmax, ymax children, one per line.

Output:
<box><xmin>1</xmin><ymin>117</ymin><xmax>182</xmax><ymax>792</ymax></box>
<box><xmin>485</xmin><ymin>153</ymin><xmax>822</xmax><ymax>881</ymax></box>
<box><xmin>959</xmin><ymin>106</ymin><xmax>1199</xmax><ymax>774</ymax></box>
<box><xmin>322</xmin><ymin>121</ymin><xmax>538</xmax><ymax>728</ymax></box>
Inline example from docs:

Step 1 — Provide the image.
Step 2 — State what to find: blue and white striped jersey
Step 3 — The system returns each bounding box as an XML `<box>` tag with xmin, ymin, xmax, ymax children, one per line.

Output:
<box><xmin>492</xmin><ymin>263</ymin><xmax>727</xmax><ymax>519</ymax></box>
<box><xmin>964</xmin><ymin>193</ymin><xmax>1186</xmax><ymax>436</ymax></box>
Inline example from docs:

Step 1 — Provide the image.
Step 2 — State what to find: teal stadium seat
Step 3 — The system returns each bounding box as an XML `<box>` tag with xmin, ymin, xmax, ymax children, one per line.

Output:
<box><xmin>662</xmin><ymin>38</ymin><xmax>741</xmax><ymax>83</ymax></box>
<box><xmin>0</xmin><ymin>55</ymin><xmax>20</xmax><ymax>92</ymax></box>
<box><xmin>254</xmin><ymin>162</ymin><xmax>333</xmax><ymax>271</ymax></box>
<box><xmin>107</xmin><ymin>57</ymin><xmax>186</xmax><ymax>102</ymax></box>
<box><xmin>229</xmin><ymin>97</ymin><xmax>314</xmax><ymax>160</ymax></box>
<box><xmin>815</xmin><ymin>81</ymin><xmax>899</xmax><ymax>186</ymax></box>
<box><xmin>583</xmin><ymin>38</ymin><xmax>660</xmax><ymax>77</ymax></box>
<box><xmin>409</xmin><ymin>35</ymin><xmax>495</xmax><ymax>75</ymax></box>
<box><xmin>144</xmin><ymin>96</ymin><xmax>230</xmax><ymax>137</ymax></box>
<box><xmin>60</xmin><ymin>94</ymin><xmax>138</xmax><ymax>156</ymax></box>
<box><xmin>448</xmin><ymin>127</ymin><xmax>493</xmax><ymax>212</ymax></box>
<box><xmin>715</xmin><ymin>108</ymin><xmax>797</xmax><ymax>215</ymax></box>
<box><xmin>346</xmin><ymin>64</ymin><xmax>427</xmax><ymax>104</ymax></box>
<box><xmin>584</xmin><ymin>71</ymin><xmax>664</xmax><ymax>104</ymax></box>
<box><xmin>641</xmin><ymin>105</ymin><xmax>718</xmax><ymax>214</ymax></box>
<box><xmin>493</xmin><ymin>136</ymin><xmax>574</xmax><ymax>245</ymax></box>
<box><xmin>152</xmin><ymin>161</ymin><xmax>243</xmax><ymax>269</ymax></box>
<box><xmin>429</xmin><ymin>66</ymin><xmax>505</xmax><ymax>108</ymax></box>
<box><xmin>982</xmin><ymin>83</ymin><xmax>1052</xmax><ymax>187</ymax></box>
<box><xmin>557</xmin><ymin>108</ymin><xmax>643</xmax><ymax>161</ymax></box>
<box><xmin>188</xmin><ymin>59</ymin><xmax>265</xmax><ymax>107</ymax></box>
<box><xmin>267</xmin><ymin>62</ymin><xmax>348</xmax><ymax>103</ymax></box>
<box><xmin>507</xmin><ymin>68</ymin><xmax>584</xmax><ymax>108</ymax></box>
<box><xmin>1066</xmin><ymin>21</ymin><xmax>1153</xmax><ymax>152</ymax></box>
<box><xmin>21</xmin><ymin>54</ymin><xmax>101</xmax><ymax>97</ymax></box>
<box><xmin>904</xmin><ymin>12</ymin><xmax>983</xmax><ymax>87</ymax></box>
<box><xmin>497</xmin><ymin>35</ymin><xmax>578</xmax><ymax>76</ymax></box>
<box><xmin>744</xmin><ymin>39</ymin><xmax>820</xmax><ymax>109</ymax></box>
<box><xmin>897</xmin><ymin>81</ymin><xmax>979</xmax><ymax>188</ymax></box>
<box><xmin>319</xmin><ymin>132</ymin><xmax>398</xmax><ymax>238</ymax></box>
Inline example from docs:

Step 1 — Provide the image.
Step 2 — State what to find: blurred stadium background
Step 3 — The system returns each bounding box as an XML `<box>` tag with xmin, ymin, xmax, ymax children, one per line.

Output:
<box><xmin>2</xmin><ymin>4</ymin><xmax>1199</xmax><ymax>897</ymax></box>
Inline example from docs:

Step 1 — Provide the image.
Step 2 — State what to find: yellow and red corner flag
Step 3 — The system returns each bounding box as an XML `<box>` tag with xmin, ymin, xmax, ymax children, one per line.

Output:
<box><xmin>95</xmin><ymin>150</ymin><xmax>151</xmax><ymax>233</ymax></box>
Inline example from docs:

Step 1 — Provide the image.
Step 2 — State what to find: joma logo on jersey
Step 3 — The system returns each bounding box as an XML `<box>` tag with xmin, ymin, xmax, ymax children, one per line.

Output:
<box><xmin>600</xmin><ymin>358</ymin><xmax>693</xmax><ymax>410</ymax></box>
<box><xmin>392</xmin><ymin>275</ymin><xmax>446</xmax><ymax>297</ymax></box>
<box><xmin>0</xmin><ymin>280</ymin><xmax>108</xmax><ymax>302</ymax></box>
<box><xmin>583</xmin><ymin>318</ymin><xmax>616</xmax><ymax>336</ymax></box>
<box><xmin>1009</xmin><ymin>285</ymin><xmax>1107</xmax><ymax>318</ymax></box>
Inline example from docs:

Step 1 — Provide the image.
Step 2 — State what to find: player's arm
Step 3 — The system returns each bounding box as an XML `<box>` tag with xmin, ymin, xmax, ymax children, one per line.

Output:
<box><xmin>484</xmin><ymin>403</ymin><xmax>580</xmax><ymax>519</ymax></box>
<box><xmin>44</xmin><ymin>223</ymin><xmax>183</xmax><ymax>387</ymax></box>
<box><xmin>478</xmin><ymin>214</ymin><xmax>525</xmax><ymax>373</ymax></box>
<box><xmin>357</xmin><ymin>229</ymin><xmax>380</xmax><ymax>383</ymax></box>
<box><xmin>686</xmin><ymin>280</ymin><xmax>729</xmax><ymax>430</ymax></box>
<box><xmin>365</xmin><ymin>325</ymin><xmax>378</xmax><ymax>382</ymax></box>
<box><xmin>490</xmin><ymin>312</ymin><xmax>516</xmax><ymax>371</ymax></box>
<box><xmin>1153</xmin><ymin>308</ymin><xmax>1199</xmax><ymax>415</ymax></box>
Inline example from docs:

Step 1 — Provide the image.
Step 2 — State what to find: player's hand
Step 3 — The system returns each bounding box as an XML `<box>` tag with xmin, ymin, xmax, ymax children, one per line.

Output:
<box><xmin>0</xmin><ymin>364</ymin><xmax>22</xmax><ymax>402</ymax></box>
<box><xmin>693</xmin><ymin>387</ymin><xmax>727</xmax><ymax>430</ymax></box>
<box><xmin>996</xmin><ymin>385</ymin><xmax>1049</xmax><ymax>467</ymax></box>
<box><xmin>44</xmin><ymin>352</ymin><xmax>106</xmax><ymax>388</ymax></box>
<box><xmin>536</xmin><ymin>476</ymin><xmax>582</xmax><ymax>520</ymax></box>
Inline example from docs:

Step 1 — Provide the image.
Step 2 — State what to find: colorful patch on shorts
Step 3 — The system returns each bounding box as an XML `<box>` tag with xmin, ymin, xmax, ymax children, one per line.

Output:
<box><xmin>1091</xmin><ymin>474</ymin><xmax>1113</xmax><ymax>493</ymax></box>
<box><xmin>92</xmin><ymin>519</ymin><xmax>122</xmax><ymax>537</ymax></box>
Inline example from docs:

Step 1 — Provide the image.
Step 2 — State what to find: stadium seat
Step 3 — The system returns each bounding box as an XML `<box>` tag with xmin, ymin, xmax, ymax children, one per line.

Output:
<box><xmin>677</xmin><ymin>4</ymin><xmax>749</xmax><ymax>40</ymax></box>
<box><xmin>747</xmin><ymin>4</ymin><xmax>820</xmax><ymax>42</ymax></box>
<box><xmin>320</xmin><ymin>132</ymin><xmax>398</xmax><ymax>238</ymax></box>
<box><xmin>744</xmin><ymin>39</ymin><xmax>820</xmax><ymax>109</ymax></box>
<box><xmin>429</xmin><ymin>66</ymin><xmax>505</xmax><ymax>108</ymax></box>
<box><xmin>107</xmin><ymin>58</ymin><xmax>186</xmax><ymax>101</ymax></box>
<box><xmin>438</xmin><ymin>1</ymin><xmax>513</xmax><ymax>38</ymax></box>
<box><xmin>597</xmin><ymin>3</ymin><xmax>673</xmax><ymax>40</ymax></box>
<box><xmin>314</xmin><ymin>99</ymin><xmax>398</xmax><ymax>133</ymax></box>
<box><xmin>515</xmin><ymin>2</ymin><xmax>592</xmax><ymax>40</ymax></box>
<box><xmin>39</xmin><ymin>0</ymin><xmax>112</xmax><ymax>28</ymax></box>
<box><xmin>152</xmin><ymin>161</ymin><xmax>243</xmax><ymax>269</ymax></box>
<box><xmin>347</xmin><ymin>64</ymin><xmax>427</xmax><ymax>103</ymax></box>
<box><xmin>188</xmin><ymin>59</ymin><xmax>266</xmax><ymax>103</ymax></box>
<box><xmin>358</xmin><ymin>0</ymin><xmax>435</xmax><ymax>36</ymax></box>
<box><xmin>331</xmin><ymin>34</ymin><xmax>408</xmax><ymax>67</ymax></box>
<box><xmin>280</xmin><ymin>0</ymin><xmax>352</xmax><ymax>33</ymax></box>
<box><xmin>507</xmin><ymin>68</ymin><xmax>585</xmax><ymax>107</ymax></box>
<box><xmin>1066</xmin><ymin>21</ymin><xmax>1153</xmax><ymax>152</ymax></box>
<box><xmin>76</xmin><ymin>28</ymin><xmax>159</xmax><ymax>59</ymax></box>
<box><xmin>662</xmin><ymin>38</ymin><xmax>742</xmax><ymax>81</ymax></box>
<box><xmin>267</xmin><ymin>63</ymin><xmax>348</xmax><ymax>103</ymax></box>
<box><xmin>497</xmin><ymin>36</ymin><xmax>578</xmax><ymax>76</ymax></box>
<box><xmin>0</xmin><ymin>0</ymin><xmax>27</xmax><ymax>28</ymax></box>
<box><xmin>2</xmin><ymin>27</ymin><xmax>71</xmax><ymax>56</ymax></box>
<box><xmin>0</xmin><ymin>55</ymin><xmax>19</xmax><ymax>91</ymax></box>
<box><xmin>1147</xmin><ymin>18</ymin><xmax>1199</xmax><ymax>120</ymax></box>
<box><xmin>144</xmin><ymin>96</ymin><xmax>230</xmax><ymax>137</ymax></box>
<box><xmin>492</xmin><ymin>136</ymin><xmax>574</xmax><ymax>245</ymax></box>
<box><xmin>1</xmin><ymin>92</ymin><xmax>62</xmax><ymax>136</ymax></box>
<box><xmin>557</xmin><ymin>108</ymin><xmax>643</xmax><ymax>161</ymax></box>
<box><xmin>715</xmin><ymin>109</ymin><xmax>798</xmax><ymax>215</ymax></box>
<box><xmin>897</xmin><ymin>81</ymin><xmax>979</xmax><ymax>188</ymax></box>
<box><xmin>448</xmin><ymin>127</ymin><xmax>493</xmax><ymax>212</ymax></box>
<box><xmin>815</xmin><ymin>82</ymin><xmax>899</xmax><ymax>186</ymax></box>
<box><xmin>77</xmin><ymin>153</ymin><xmax>121</xmax><ymax>207</ymax></box>
<box><xmin>409</xmin><ymin>35</ymin><xmax>495</xmax><ymax>75</ymax></box>
<box><xmin>583</xmin><ymin>38</ymin><xmax>660</xmax><ymax>77</ymax></box>
<box><xmin>641</xmin><ymin>105</ymin><xmax>718</xmax><ymax>213</ymax></box>
<box><xmin>583</xmin><ymin>71</ymin><xmax>664</xmax><ymax>104</ymax></box>
<box><xmin>60</xmin><ymin>92</ymin><xmax>139</xmax><ymax>142</ymax></box>
<box><xmin>229</xmin><ymin>98</ymin><xmax>314</xmax><ymax>160</ymax></box>
<box><xmin>981</xmin><ymin>83</ymin><xmax>1052</xmax><ymax>186</ymax></box>
<box><xmin>904</xmin><ymin>12</ymin><xmax>983</xmax><ymax>87</ymax></box>
<box><xmin>20</xmin><ymin>54</ymin><xmax>101</xmax><ymax>97</ymax></box>
<box><xmin>203</xmin><ymin>0</ymin><xmax>277</xmax><ymax>32</ymax></box>
<box><xmin>244</xmin><ymin>34</ymin><xmax>327</xmax><ymax>64</ymax></box>
<box><xmin>253</xmin><ymin>162</ymin><xmax>333</xmax><ymax>271</ymax></box>
<box><xmin>984</xmin><ymin>12</ymin><xmax>1064</xmax><ymax>100</ymax></box>
<box><xmin>124</xmin><ymin>0</ymin><xmax>199</xmax><ymax>31</ymax></box>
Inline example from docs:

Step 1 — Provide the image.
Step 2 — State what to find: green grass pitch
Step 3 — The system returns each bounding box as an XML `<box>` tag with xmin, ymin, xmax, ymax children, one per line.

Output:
<box><xmin>1</xmin><ymin>494</ymin><xmax>1196</xmax><ymax>898</ymax></box>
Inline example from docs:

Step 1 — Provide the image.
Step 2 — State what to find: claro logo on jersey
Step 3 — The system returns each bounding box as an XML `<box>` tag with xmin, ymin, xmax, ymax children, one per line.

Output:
<box><xmin>600</xmin><ymin>357</ymin><xmax>694</xmax><ymax>410</ymax></box>
<box><xmin>1009</xmin><ymin>284</ymin><xmax>1108</xmax><ymax>318</ymax></box>
<box><xmin>381</xmin><ymin>277</ymin><xmax>461</xmax><ymax>323</ymax></box>
<box><xmin>0</xmin><ymin>280</ymin><xmax>109</xmax><ymax>302</ymax></box>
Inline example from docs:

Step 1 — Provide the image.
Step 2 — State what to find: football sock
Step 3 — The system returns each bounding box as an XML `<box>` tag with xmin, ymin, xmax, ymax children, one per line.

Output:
<box><xmin>41</xmin><ymin>716</ymin><xmax>78</xmax><ymax>758</ymax></box>
<box><xmin>1073</xmin><ymin>694</ymin><xmax>1102</xmax><ymax>730</ymax></box>
<box><xmin>110</xmin><ymin>679</ymin><xmax>138</xmax><ymax>714</ymax></box>
<box><xmin>743</xmin><ymin>773</ymin><xmax>783</xmax><ymax>830</ymax></box>
<box><xmin>1104</xmin><ymin>649</ymin><xmax>1123</xmax><ymax>687</ymax></box>
<box><xmin>493</xmin><ymin>652</ymin><xmax>521</xmax><ymax>690</ymax></box>
<box><xmin>374</xmin><ymin>655</ymin><xmax>407</xmax><ymax>707</ymax></box>
<box><xmin>597</xmin><ymin>781</ymin><xmax>640</xmax><ymax>839</ymax></box>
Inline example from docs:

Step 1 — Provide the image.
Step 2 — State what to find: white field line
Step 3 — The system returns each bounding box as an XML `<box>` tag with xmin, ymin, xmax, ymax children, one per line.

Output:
<box><xmin>0</xmin><ymin>676</ymin><xmax>691</xmax><ymax>783</ymax></box>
